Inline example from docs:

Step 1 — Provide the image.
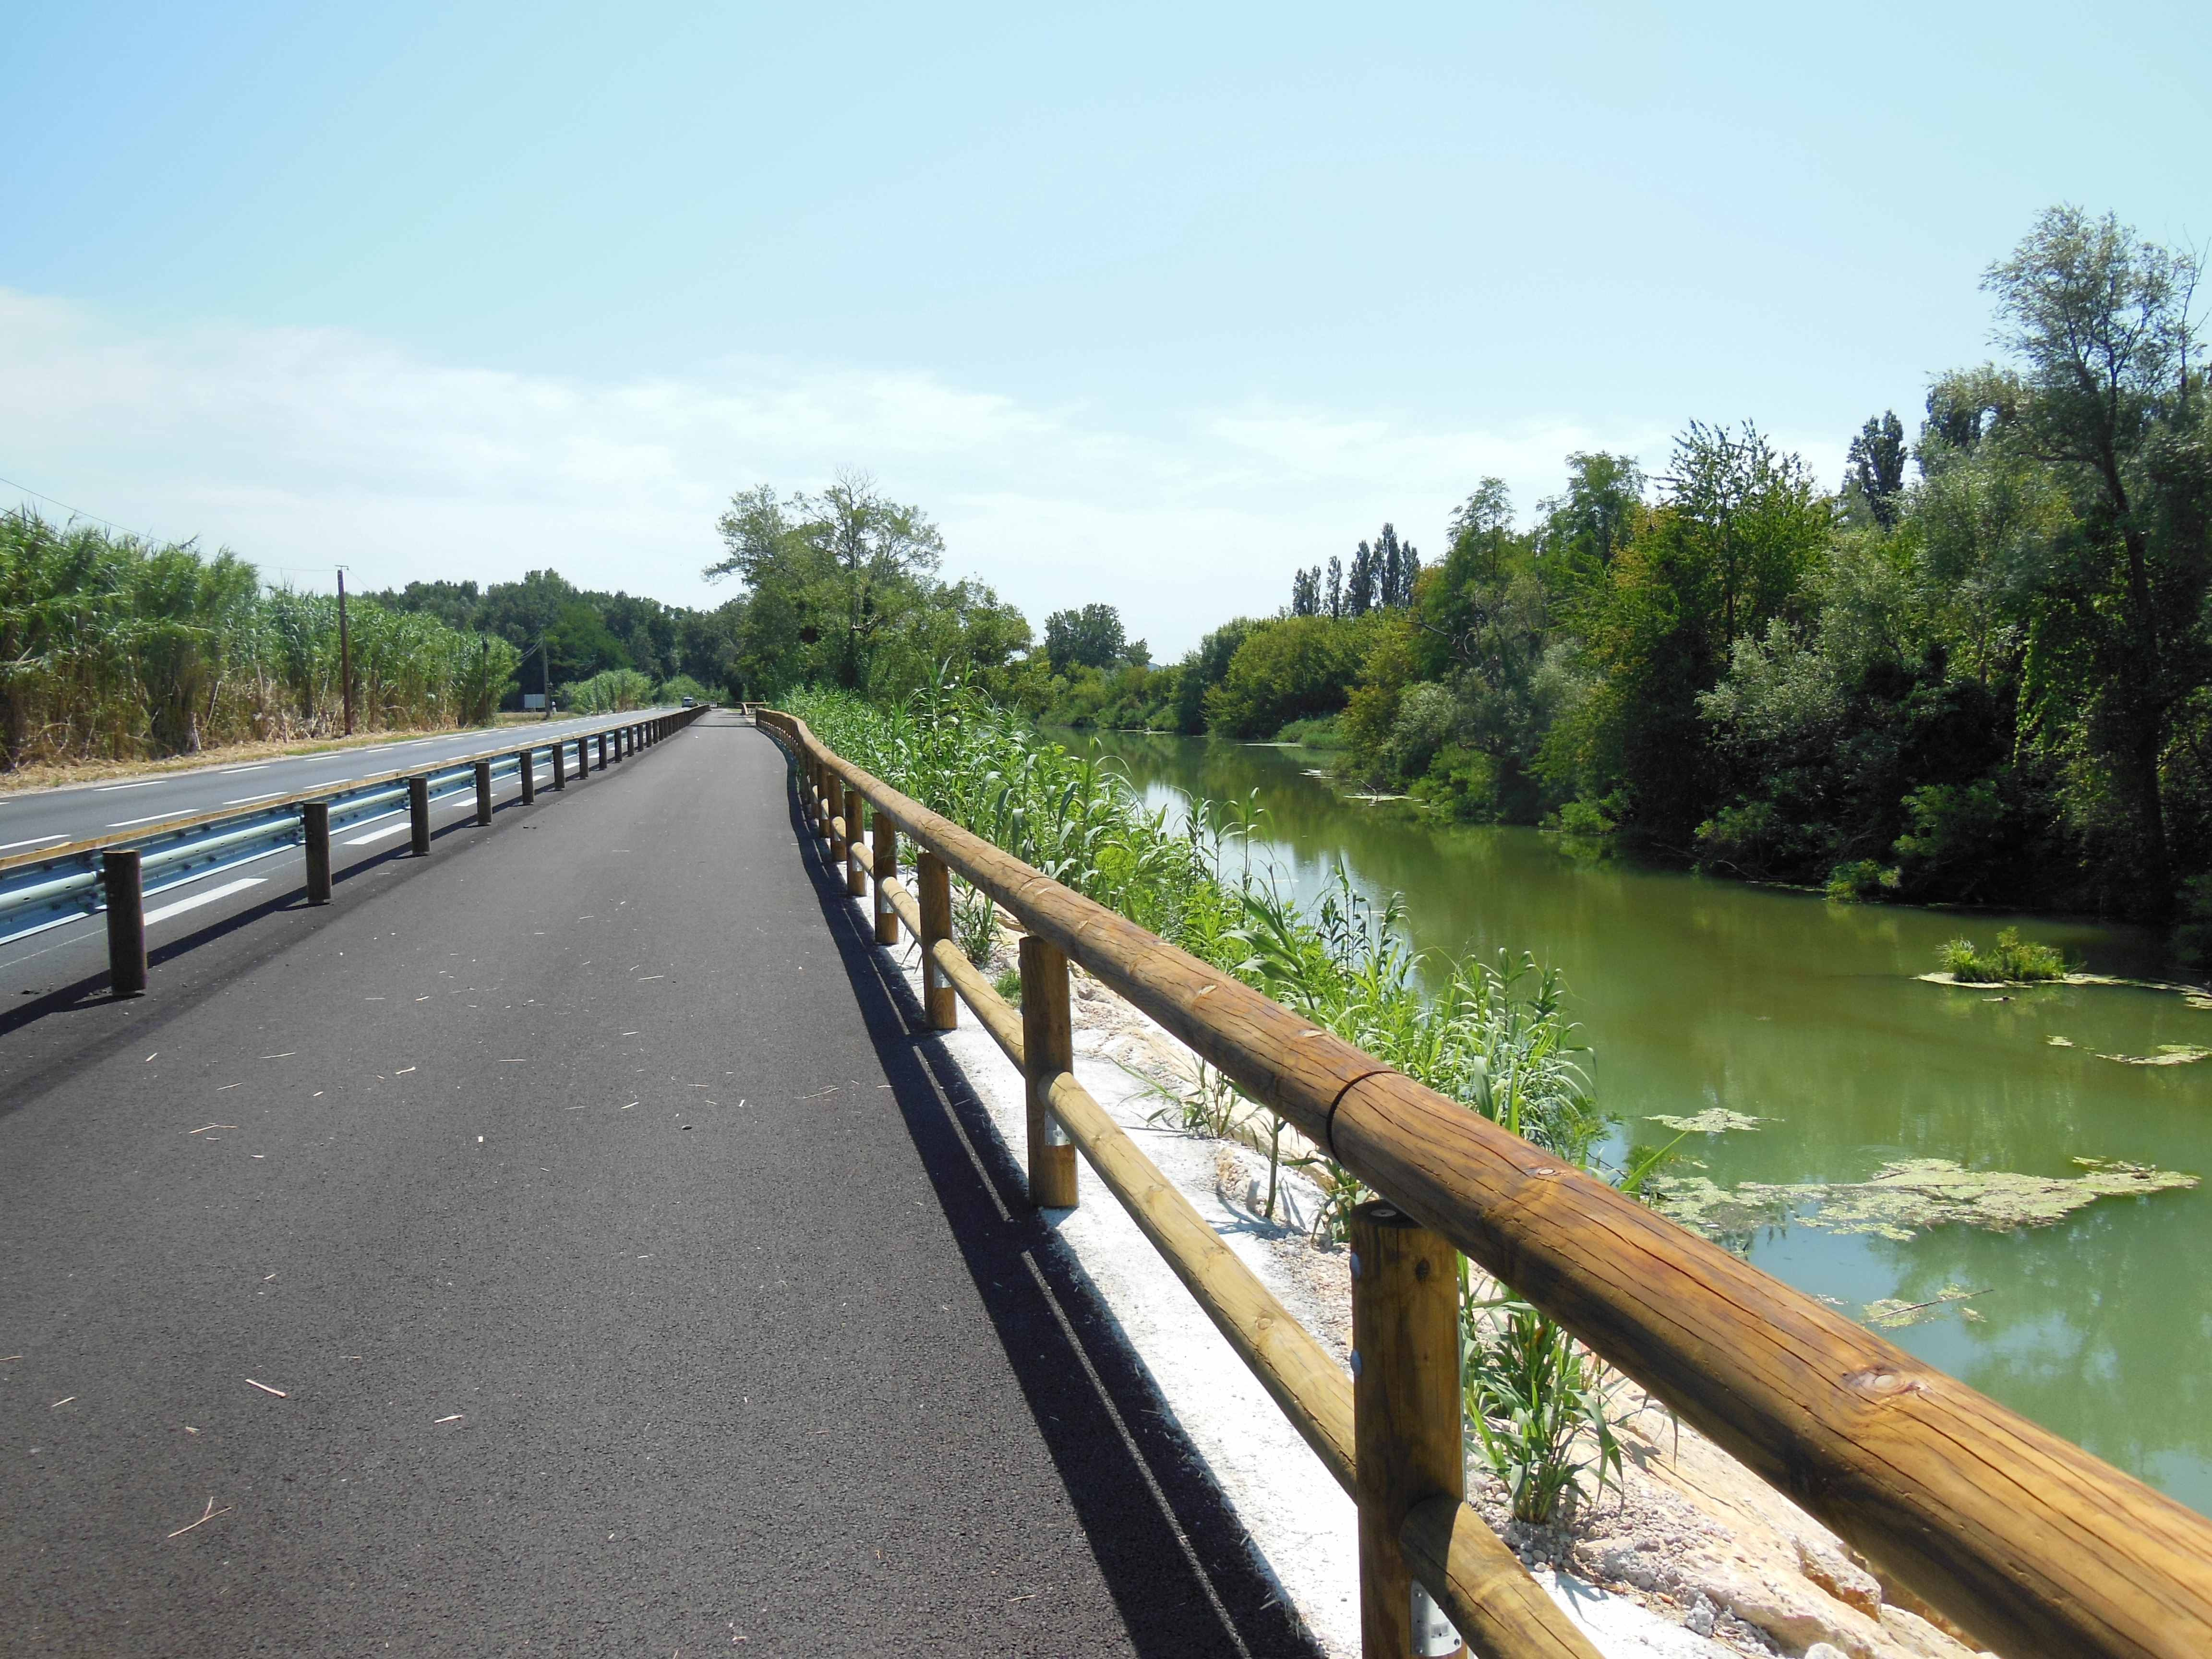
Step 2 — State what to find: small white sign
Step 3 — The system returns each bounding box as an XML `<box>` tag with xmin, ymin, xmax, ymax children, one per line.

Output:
<box><xmin>523</xmin><ymin>693</ymin><xmax>546</xmax><ymax>710</ymax></box>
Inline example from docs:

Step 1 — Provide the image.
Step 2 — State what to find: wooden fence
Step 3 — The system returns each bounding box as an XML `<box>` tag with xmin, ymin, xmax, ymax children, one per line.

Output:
<box><xmin>752</xmin><ymin>705</ymin><xmax>2212</xmax><ymax>1659</ymax></box>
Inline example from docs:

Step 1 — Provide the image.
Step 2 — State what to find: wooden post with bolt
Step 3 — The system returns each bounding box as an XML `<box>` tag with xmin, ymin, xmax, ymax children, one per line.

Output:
<box><xmin>828</xmin><ymin>778</ymin><xmax>848</xmax><ymax>869</ymax></box>
<box><xmin>917</xmin><ymin>850</ymin><xmax>957</xmax><ymax>1030</ymax></box>
<box><xmin>408</xmin><ymin>775</ymin><xmax>432</xmax><ymax>856</ymax></box>
<box><xmin>103</xmin><ymin>849</ymin><xmax>147</xmax><ymax>997</ymax></box>
<box><xmin>1019</xmin><ymin>934</ymin><xmax>1080</xmax><ymax>1210</ymax></box>
<box><xmin>872</xmin><ymin>809</ymin><xmax>899</xmax><ymax>945</ymax></box>
<box><xmin>845</xmin><ymin>794</ymin><xmax>867</xmax><ymax>897</ymax></box>
<box><xmin>1350</xmin><ymin>1201</ymin><xmax>1467</xmax><ymax>1659</ymax></box>
<box><xmin>517</xmin><ymin>749</ymin><xmax>535</xmax><ymax>804</ymax></box>
<box><xmin>474</xmin><ymin>760</ymin><xmax>493</xmax><ymax>825</ymax></box>
<box><xmin>302</xmin><ymin>802</ymin><xmax>332</xmax><ymax>904</ymax></box>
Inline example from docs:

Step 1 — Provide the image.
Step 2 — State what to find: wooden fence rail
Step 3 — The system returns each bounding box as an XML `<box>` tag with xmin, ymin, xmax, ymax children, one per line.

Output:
<box><xmin>751</xmin><ymin>705</ymin><xmax>2212</xmax><ymax>1659</ymax></box>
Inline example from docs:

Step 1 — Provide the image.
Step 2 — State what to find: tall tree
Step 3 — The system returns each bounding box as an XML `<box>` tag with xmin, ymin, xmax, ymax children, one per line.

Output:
<box><xmin>1976</xmin><ymin>205</ymin><xmax>2211</xmax><ymax>901</ymax></box>
<box><xmin>1325</xmin><ymin>556</ymin><xmax>1344</xmax><ymax>619</ymax></box>
<box><xmin>1346</xmin><ymin>541</ymin><xmax>1376</xmax><ymax>616</ymax></box>
<box><xmin>1290</xmin><ymin>565</ymin><xmax>1321</xmax><ymax>616</ymax></box>
<box><xmin>1044</xmin><ymin>602</ymin><xmax>1127</xmax><ymax>670</ymax></box>
<box><xmin>1536</xmin><ymin>452</ymin><xmax>1647</xmax><ymax>591</ymax></box>
<box><xmin>1845</xmin><ymin>411</ymin><xmax>1909</xmax><ymax>528</ymax></box>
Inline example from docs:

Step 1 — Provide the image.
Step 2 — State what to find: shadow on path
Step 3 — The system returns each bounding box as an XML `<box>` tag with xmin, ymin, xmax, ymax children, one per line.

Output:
<box><xmin>780</xmin><ymin>768</ymin><xmax>1321</xmax><ymax>1659</ymax></box>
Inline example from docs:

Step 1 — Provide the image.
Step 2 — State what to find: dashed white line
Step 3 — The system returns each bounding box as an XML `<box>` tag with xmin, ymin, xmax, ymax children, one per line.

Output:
<box><xmin>223</xmin><ymin>791</ymin><xmax>285</xmax><ymax>805</ymax></box>
<box><xmin>144</xmin><ymin>878</ymin><xmax>266</xmax><ymax>925</ymax></box>
<box><xmin>0</xmin><ymin>834</ymin><xmax>66</xmax><ymax>852</ymax></box>
<box><xmin>218</xmin><ymin>763</ymin><xmax>271</xmax><ymax>775</ymax></box>
<box><xmin>96</xmin><ymin>779</ymin><xmax>161</xmax><ymax>792</ymax></box>
<box><xmin>106</xmin><ymin>811</ymin><xmax>184</xmax><ymax>829</ymax></box>
<box><xmin>344</xmin><ymin>820</ymin><xmax>413</xmax><ymax>846</ymax></box>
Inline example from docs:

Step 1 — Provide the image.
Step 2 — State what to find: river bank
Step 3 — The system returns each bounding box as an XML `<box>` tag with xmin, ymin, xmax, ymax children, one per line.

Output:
<box><xmin>1062</xmin><ymin>728</ymin><xmax>2212</xmax><ymax>1520</ymax></box>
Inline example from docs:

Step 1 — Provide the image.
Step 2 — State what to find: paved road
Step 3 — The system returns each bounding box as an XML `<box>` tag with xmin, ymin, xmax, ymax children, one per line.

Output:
<box><xmin>0</xmin><ymin>709</ymin><xmax>674</xmax><ymax>854</ymax></box>
<box><xmin>0</xmin><ymin>711</ymin><xmax>1313</xmax><ymax>1657</ymax></box>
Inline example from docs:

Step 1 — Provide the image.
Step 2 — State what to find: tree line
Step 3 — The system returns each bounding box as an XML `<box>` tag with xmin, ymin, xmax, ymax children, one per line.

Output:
<box><xmin>996</xmin><ymin>208</ymin><xmax>2212</xmax><ymax>935</ymax></box>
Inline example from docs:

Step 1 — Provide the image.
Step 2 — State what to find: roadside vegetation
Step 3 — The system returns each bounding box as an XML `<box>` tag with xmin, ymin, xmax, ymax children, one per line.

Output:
<box><xmin>785</xmin><ymin>679</ymin><xmax>1621</xmax><ymax>1520</ymax></box>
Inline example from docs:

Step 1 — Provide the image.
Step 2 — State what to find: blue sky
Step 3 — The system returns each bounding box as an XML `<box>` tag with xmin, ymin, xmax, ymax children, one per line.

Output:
<box><xmin>3</xmin><ymin>0</ymin><xmax>2205</xmax><ymax>652</ymax></box>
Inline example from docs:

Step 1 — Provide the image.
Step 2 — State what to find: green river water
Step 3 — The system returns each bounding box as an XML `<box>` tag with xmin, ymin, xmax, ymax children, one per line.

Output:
<box><xmin>1067</xmin><ymin>729</ymin><xmax>2212</xmax><ymax>1516</ymax></box>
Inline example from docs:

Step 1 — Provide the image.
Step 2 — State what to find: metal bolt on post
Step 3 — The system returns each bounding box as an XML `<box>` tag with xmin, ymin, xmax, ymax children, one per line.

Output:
<box><xmin>103</xmin><ymin>849</ymin><xmax>147</xmax><ymax>997</ymax></box>
<box><xmin>302</xmin><ymin>802</ymin><xmax>333</xmax><ymax>904</ymax></box>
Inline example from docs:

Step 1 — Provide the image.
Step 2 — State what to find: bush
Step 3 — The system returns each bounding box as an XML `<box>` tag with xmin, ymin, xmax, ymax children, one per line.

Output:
<box><xmin>1826</xmin><ymin>859</ymin><xmax>1901</xmax><ymax>903</ymax></box>
<box><xmin>1271</xmin><ymin>714</ymin><xmax>1346</xmax><ymax>748</ymax></box>
<box><xmin>657</xmin><ymin>673</ymin><xmax>712</xmax><ymax>705</ymax></box>
<box><xmin>1554</xmin><ymin>796</ymin><xmax>1619</xmax><ymax>837</ymax></box>
<box><xmin>558</xmin><ymin>668</ymin><xmax>655</xmax><ymax>712</ymax></box>
<box><xmin>1463</xmin><ymin>1290</ymin><xmax>1623</xmax><ymax>1524</ymax></box>
<box><xmin>2174</xmin><ymin>876</ymin><xmax>2212</xmax><ymax>969</ymax></box>
<box><xmin>1204</xmin><ymin>614</ymin><xmax>1375</xmax><ymax>738</ymax></box>
<box><xmin>1937</xmin><ymin>926</ymin><xmax>2067</xmax><ymax>982</ymax></box>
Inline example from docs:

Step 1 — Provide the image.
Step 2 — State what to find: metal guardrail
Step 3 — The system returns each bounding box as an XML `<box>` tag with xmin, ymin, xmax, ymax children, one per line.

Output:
<box><xmin>753</xmin><ymin>703</ymin><xmax>2212</xmax><ymax>1659</ymax></box>
<box><xmin>0</xmin><ymin>708</ymin><xmax>709</xmax><ymax>976</ymax></box>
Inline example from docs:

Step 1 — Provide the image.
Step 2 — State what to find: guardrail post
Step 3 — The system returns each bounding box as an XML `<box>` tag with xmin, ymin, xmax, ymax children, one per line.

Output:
<box><xmin>577</xmin><ymin>734</ymin><xmax>590</xmax><ymax>777</ymax></box>
<box><xmin>553</xmin><ymin>741</ymin><xmax>566</xmax><ymax>790</ymax></box>
<box><xmin>103</xmin><ymin>850</ymin><xmax>147</xmax><ymax>997</ymax></box>
<box><xmin>873</xmin><ymin>809</ymin><xmax>898</xmax><ymax>945</ymax></box>
<box><xmin>917</xmin><ymin>851</ymin><xmax>957</xmax><ymax>1030</ymax></box>
<box><xmin>302</xmin><ymin>802</ymin><xmax>332</xmax><ymax>903</ymax></box>
<box><xmin>1350</xmin><ymin>1201</ymin><xmax>1466</xmax><ymax>1659</ymax></box>
<box><xmin>828</xmin><ymin>778</ymin><xmax>849</xmax><ymax>869</ymax></box>
<box><xmin>845</xmin><ymin>791</ymin><xmax>867</xmax><ymax>898</ymax></box>
<box><xmin>473</xmin><ymin>760</ymin><xmax>493</xmax><ymax>825</ymax></box>
<box><xmin>1019</xmin><ymin>934</ymin><xmax>1080</xmax><ymax>1210</ymax></box>
<box><xmin>408</xmin><ymin>775</ymin><xmax>431</xmax><ymax>856</ymax></box>
<box><xmin>517</xmin><ymin>749</ymin><xmax>535</xmax><ymax>805</ymax></box>
<box><xmin>597</xmin><ymin>732</ymin><xmax>608</xmax><ymax>769</ymax></box>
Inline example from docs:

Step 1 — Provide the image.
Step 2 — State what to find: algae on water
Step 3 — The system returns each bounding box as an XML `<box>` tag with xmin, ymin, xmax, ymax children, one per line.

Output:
<box><xmin>1863</xmin><ymin>1284</ymin><xmax>1987</xmax><ymax>1330</ymax></box>
<box><xmin>1646</xmin><ymin>1109</ymin><xmax>1773</xmax><ymax>1135</ymax></box>
<box><xmin>2097</xmin><ymin>1044</ymin><xmax>2212</xmax><ymax>1067</ymax></box>
<box><xmin>1652</xmin><ymin>1156</ymin><xmax>2198</xmax><ymax>1245</ymax></box>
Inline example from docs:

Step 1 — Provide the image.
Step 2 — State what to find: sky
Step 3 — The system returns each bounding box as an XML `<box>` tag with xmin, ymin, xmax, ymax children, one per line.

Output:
<box><xmin>2</xmin><ymin>0</ymin><xmax>2206</xmax><ymax>654</ymax></box>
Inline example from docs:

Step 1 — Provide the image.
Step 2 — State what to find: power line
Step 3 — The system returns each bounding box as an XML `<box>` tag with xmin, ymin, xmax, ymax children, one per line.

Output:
<box><xmin>0</xmin><ymin>471</ymin><xmax>158</xmax><ymax>541</ymax></box>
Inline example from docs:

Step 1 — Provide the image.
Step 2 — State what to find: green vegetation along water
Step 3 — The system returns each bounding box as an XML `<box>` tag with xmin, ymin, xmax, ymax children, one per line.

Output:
<box><xmin>1068</xmin><ymin>728</ymin><xmax>2212</xmax><ymax>1516</ymax></box>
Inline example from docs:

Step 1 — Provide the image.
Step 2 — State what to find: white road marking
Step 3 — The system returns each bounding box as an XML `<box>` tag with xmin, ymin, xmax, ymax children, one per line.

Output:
<box><xmin>144</xmin><ymin>878</ymin><xmax>266</xmax><ymax>925</ymax></box>
<box><xmin>218</xmin><ymin>763</ymin><xmax>271</xmax><ymax>775</ymax></box>
<box><xmin>97</xmin><ymin>779</ymin><xmax>161</xmax><ymax>792</ymax></box>
<box><xmin>223</xmin><ymin>791</ymin><xmax>285</xmax><ymax>805</ymax></box>
<box><xmin>344</xmin><ymin>820</ymin><xmax>414</xmax><ymax>846</ymax></box>
<box><xmin>106</xmin><ymin>811</ymin><xmax>184</xmax><ymax>828</ymax></box>
<box><xmin>0</xmin><ymin>834</ymin><xmax>66</xmax><ymax>852</ymax></box>
<box><xmin>309</xmin><ymin>777</ymin><xmax>354</xmax><ymax>787</ymax></box>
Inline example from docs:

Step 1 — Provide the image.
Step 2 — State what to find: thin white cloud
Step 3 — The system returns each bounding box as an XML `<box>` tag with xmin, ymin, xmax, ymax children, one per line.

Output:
<box><xmin>0</xmin><ymin>290</ymin><xmax>1701</xmax><ymax>654</ymax></box>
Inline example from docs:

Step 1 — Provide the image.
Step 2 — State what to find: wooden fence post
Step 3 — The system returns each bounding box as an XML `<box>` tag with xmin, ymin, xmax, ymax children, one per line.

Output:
<box><xmin>302</xmin><ymin>802</ymin><xmax>332</xmax><ymax>904</ymax></box>
<box><xmin>845</xmin><ymin>793</ymin><xmax>867</xmax><ymax>898</ymax></box>
<box><xmin>1351</xmin><ymin>1201</ymin><xmax>1466</xmax><ymax>1659</ymax></box>
<box><xmin>474</xmin><ymin>760</ymin><xmax>493</xmax><ymax>825</ymax></box>
<box><xmin>552</xmin><ymin>741</ymin><xmax>566</xmax><ymax>790</ymax></box>
<box><xmin>408</xmin><ymin>776</ymin><xmax>432</xmax><ymax>855</ymax></box>
<box><xmin>517</xmin><ymin>749</ymin><xmax>535</xmax><ymax>804</ymax></box>
<box><xmin>917</xmin><ymin>851</ymin><xmax>957</xmax><ymax>1030</ymax></box>
<box><xmin>103</xmin><ymin>849</ymin><xmax>147</xmax><ymax>998</ymax></box>
<box><xmin>576</xmin><ymin>734</ymin><xmax>589</xmax><ymax>777</ymax></box>
<box><xmin>829</xmin><ymin>778</ymin><xmax>849</xmax><ymax>869</ymax></box>
<box><xmin>1019</xmin><ymin>934</ymin><xmax>1080</xmax><ymax>1210</ymax></box>
<box><xmin>873</xmin><ymin>809</ymin><xmax>899</xmax><ymax>945</ymax></box>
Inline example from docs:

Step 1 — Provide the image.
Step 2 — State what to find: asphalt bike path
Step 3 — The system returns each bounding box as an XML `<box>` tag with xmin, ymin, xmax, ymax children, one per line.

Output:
<box><xmin>0</xmin><ymin>710</ymin><xmax>1313</xmax><ymax>1657</ymax></box>
<box><xmin>0</xmin><ymin>709</ymin><xmax>671</xmax><ymax>853</ymax></box>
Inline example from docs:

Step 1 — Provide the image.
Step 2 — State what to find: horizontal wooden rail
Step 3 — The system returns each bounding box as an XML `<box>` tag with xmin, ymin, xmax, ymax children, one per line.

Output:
<box><xmin>756</xmin><ymin>706</ymin><xmax>2212</xmax><ymax>1659</ymax></box>
<box><xmin>762</xmin><ymin>711</ymin><xmax>1593</xmax><ymax>1659</ymax></box>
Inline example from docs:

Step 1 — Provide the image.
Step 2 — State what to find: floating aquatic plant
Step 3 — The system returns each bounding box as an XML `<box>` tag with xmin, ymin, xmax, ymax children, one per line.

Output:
<box><xmin>1652</xmin><ymin>1157</ymin><xmax>2198</xmax><ymax>1245</ymax></box>
<box><xmin>1863</xmin><ymin>1284</ymin><xmax>1988</xmax><ymax>1330</ymax></box>
<box><xmin>2097</xmin><ymin>1045</ymin><xmax>2212</xmax><ymax>1067</ymax></box>
<box><xmin>1646</xmin><ymin>1109</ymin><xmax>1773</xmax><ymax>1135</ymax></box>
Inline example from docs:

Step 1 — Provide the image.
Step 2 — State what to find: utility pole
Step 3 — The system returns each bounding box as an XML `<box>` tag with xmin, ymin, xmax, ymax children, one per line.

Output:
<box><xmin>540</xmin><ymin>632</ymin><xmax>551</xmax><ymax>719</ymax></box>
<box><xmin>337</xmin><ymin>567</ymin><xmax>354</xmax><ymax>736</ymax></box>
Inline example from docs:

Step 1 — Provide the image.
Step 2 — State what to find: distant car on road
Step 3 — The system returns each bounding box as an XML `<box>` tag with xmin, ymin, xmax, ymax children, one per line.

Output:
<box><xmin>680</xmin><ymin>696</ymin><xmax>696</xmax><ymax>708</ymax></box>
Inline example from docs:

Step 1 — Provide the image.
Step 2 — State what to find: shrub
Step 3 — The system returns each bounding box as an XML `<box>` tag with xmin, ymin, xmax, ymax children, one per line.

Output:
<box><xmin>1826</xmin><ymin>859</ymin><xmax>1901</xmax><ymax>903</ymax></box>
<box><xmin>1463</xmin><ymin>1289</ymin><xmax>1623</xmax><ymax>1524</ymax></box>
<box><xmin>1271</xmin><ymin>714</ymin><xmax>1346</xmax><ymax>749</ymax></box>
<box><xmin>1937</xmin><ymin>926</ymin><xmax>2067</xmax><ymax>982</ymax></box>
<box><xmin>1554</xmin><ymin>796</ymin><xmax>1618</xmax><ymax>837</ymax></box>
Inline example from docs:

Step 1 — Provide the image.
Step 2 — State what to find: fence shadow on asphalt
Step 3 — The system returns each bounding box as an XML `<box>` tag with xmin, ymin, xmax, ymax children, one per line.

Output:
<box><xmin>781</xmin><ymin>773</ymin><xmax>1322</xmax><ymax>1659</ymax></box>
